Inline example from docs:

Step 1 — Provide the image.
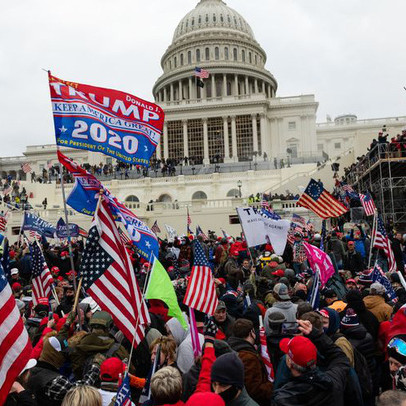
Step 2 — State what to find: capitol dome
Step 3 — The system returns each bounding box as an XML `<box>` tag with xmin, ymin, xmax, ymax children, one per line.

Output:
<box><xmin>172</xmin><ymin>0</ymin><xmax>255</xmax><ymax>43</ymax></box>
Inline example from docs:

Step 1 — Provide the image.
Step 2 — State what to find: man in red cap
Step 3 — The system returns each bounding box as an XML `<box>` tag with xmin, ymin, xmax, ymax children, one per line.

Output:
<box><xmin>272</xmin><ymin>319</ymin><xmax>350</xmax><ymax>406</ymax></box>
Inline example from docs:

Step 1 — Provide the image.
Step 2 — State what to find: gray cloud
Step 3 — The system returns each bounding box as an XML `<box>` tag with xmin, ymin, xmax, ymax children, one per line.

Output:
<box><xmin>1</xmin><ymin>0</ymin><xmax>405</xmax><ymax>156</ymax></box>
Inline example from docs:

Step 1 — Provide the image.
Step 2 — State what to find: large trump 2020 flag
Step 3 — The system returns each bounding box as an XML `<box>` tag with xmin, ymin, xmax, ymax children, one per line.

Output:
<box><xmin>48</xmin><ymin>72</ymin><xmax>164</xmax><ymax>166</ymax></box>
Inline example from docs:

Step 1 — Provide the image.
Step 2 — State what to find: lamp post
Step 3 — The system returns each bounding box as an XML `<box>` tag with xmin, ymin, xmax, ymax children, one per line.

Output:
<box><xmin>237</xmin><ymin>180</ymin><xmax>242</xmax><ymax>198</ymax></box>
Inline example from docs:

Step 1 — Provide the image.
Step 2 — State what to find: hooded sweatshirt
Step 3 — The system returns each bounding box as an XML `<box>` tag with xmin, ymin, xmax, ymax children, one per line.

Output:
<box><xmin>363</xmin><ymin>295</ymin><xmax>393</xmax><ymax>322</ymax></box>
<box><xmin>264</xmin><ymin>302</ymin><xmax>298</xmax><ymax>335</ymax></box>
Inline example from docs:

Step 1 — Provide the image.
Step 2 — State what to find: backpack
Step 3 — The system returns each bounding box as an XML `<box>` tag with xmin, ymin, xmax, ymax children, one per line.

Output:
<box><xmin>82</xmin><ymin>342</ymin><xmax>121</xmax><ymax>378</ymax></box>
<box><xmin>352</xmin><ymin>346</ymin><xmax>373</xmax><ymax>400</ymax></box>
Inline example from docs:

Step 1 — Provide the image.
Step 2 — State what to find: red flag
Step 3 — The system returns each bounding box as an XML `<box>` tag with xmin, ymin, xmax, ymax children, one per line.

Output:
<box><xmin>0</xmin><ymin>265</ymin><xmax>32</xmax><ymax>405</ymax></box>
<box><xmin>80</xmin><ymin>198</ymin><xmax>150</xmax><ymax>345</ymax></box>
<box><xmin>183</xmin><ymin>241</ymin><xmax>218</xmax><ymax>315</ymax></box>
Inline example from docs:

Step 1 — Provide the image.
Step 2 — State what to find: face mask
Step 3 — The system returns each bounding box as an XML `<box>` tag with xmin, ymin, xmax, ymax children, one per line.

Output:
<box><xmin>218</xmin><ymin>385</ymin><xmax>239</xmax><ymax>403</ymax></box>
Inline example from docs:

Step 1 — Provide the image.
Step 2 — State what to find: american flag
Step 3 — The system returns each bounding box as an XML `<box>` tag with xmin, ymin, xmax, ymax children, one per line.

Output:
<box><xmin>291</xmin><ymin>213</ymin><xmax>306</xmax><ymax>228</ymax></box>
<box><xmin>113</xmin><ymin>373</ymin><xmax>132</xmax><ymax>406</ymax></box>
<box><xmin>297</xmin><ymin>179</ymin><xmax>348</xmax><ymax>219</ymax></box>
<box><xmin>30</xmin><ymin>242</ymin><xmax>54</xmax><ymax>306</ymax></box>
<box><xmin>29</xmin><ymin>230</ymin><xmax>41</xmax><ymax>241</ymax></box>
<box><xmin>194</xmin><ymin>67</ymin><xmax>210</xmax><ymax>79</ymax></box>
<box><xmin>196</xmin><ymin>225</ymin><xmax>208</xmax><ymax>241</ymax></box>
<box><xmin>80</xmin><ymin>198</ymin><xmax>150</xmax><ymax>345</ymax></box>
<box><xmin>371</xmin><ymin>263</ymin><xmax>397</xmax><ymax>302</ymax></box>
<box><xmin>21</xmin><ymin>163</ymin><xmax>32</xmax><ymax>174</ymax></box>
<box><xmin>187</xmin><ymin>207</ymin><xmax>192</xmax><ymax>225</ymax></box>
<box><xmin>150</xmin><ymin>220</ymin><xmax>161</xmax><ymax>234</ymax></box>
<box><xmin>118</xmin><ymin>227</ymin><xmax>131</xmax><ymax>246</ymax></box>
<box><xmin>359</xmin><ymin>191</ymin><xmax>376</xmax><ymax>217</ymax></box>
<box><xmin>78</xmin><ymin>227</ymin><xmax>88</xmax><ymax>238</ymax></box>
<box><xmin>183</xmin><ymin>240</ymin><xmax>218</xmax><ymax>315</ymax></box>
<box><xmin>259</xmin><ymin>319</ymin><xmax>274</xmax><ymax>382</ymax></box>
<box><xmin>0</xmin><ymin>212</ymin><xmax>9</xmax><ymax>232</ymax></box>
<box><xmin>0</xmin><ymin>262</ymin><xmax>32</xmax><ymax>405</ymax></box>
<box><xmin>373</xmin><ymin>216</ymin><xmax>396</xmax><ymax>272</ymax></box>
<box><xmin>341</xmin><ymin>182</ymin><xmax>355</xmax><ymax>194</ymax></box>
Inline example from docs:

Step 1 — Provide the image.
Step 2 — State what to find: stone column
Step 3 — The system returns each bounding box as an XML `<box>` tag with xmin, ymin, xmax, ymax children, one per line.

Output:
<box><xmin>183</xmin><ymin>120</ymin><xmax>188</xmax><ymax>159</ymax></box>
<box><xmin>231</xmin><ymin>116</ymin><xmax>238</xmax><ymax>161</ymax></box>
<box><xmin>211</xmin><ymin>74</ymin><xmax>216</xmax><ymax>98</ymax></box>
<box><xmin>252</xmin><ymin>114</ymin><xmax>258</xmax><ymax>153</ymax></box>
<box><xmin>223</xmin><ymin>116</ymin><xmax>231</xmax><ymax>162</ymax></box>
<box><xmin>156</xmin><ymin>139</ymin><xmax>162</xmax><ymax>160</ymax></box>
<box><xmin>170</xmin><ymin>83</ymin><xmax>174</xmax><ymax>102</ymax></box>
<box><xmin>188</xmin><ymin>77</ymin><xmax>193</xmax><ymax>100</ymax></box>
<box><xmin>223</xmin><ymin>74</ymin><xmax>227</xmax><ymax>96</ymax></box>
<box><xmin>163</xmin><ymin>122</ymin><xmax>169</xmax><ymax>160</ymax></box>
<box><xmin>203</xmin><ymin>118</ymin><xmax>209</xmax><ymax>164</ymax></box>
<box><xmin>234</xmin><ymin>74</ymin><xmax>238</xmax><ymax>96</ymax></box>
<box><xmin>163</xmin><ymin>87</ymin><xmax>167</xmax><ymax>103</ymax></box>
<box><xmin>178</xmin><ymin>80</ymin><xmax>182</xmax><ymax>100</ymax></box>
<box><xmin>260</xmin><ymin>113</ymin><xmax>268</xmax><ymax>158</ymax></box>
<box><xmin>245</xmin><ymin>76</ymin><xmax>249</xmax><ymax>95</ymax></box>
<box><xmin>254</xmin><ymin>78</ymin><xmax>258</xmax><ymax>94</ymax></box>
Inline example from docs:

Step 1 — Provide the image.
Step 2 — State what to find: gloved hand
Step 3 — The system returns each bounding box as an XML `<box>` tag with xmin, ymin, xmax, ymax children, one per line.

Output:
<box><xmin>203</xmin><ymin>317</ymin><xmax>218</xmax><ymax>344</ymax></box>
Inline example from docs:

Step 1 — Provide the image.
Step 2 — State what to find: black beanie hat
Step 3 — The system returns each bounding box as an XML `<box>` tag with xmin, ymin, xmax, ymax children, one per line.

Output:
<box><xmin>211</xmin><ymin>352</ymin><xmax>244</xmax><ymax>389</ymax></box>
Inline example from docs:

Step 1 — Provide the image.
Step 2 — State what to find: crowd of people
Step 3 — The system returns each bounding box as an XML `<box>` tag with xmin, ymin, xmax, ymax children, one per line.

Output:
<box><xmin>248</xmin><ymin>192</ymin><xmax>300</xmax><ymax>204</ymax></box>
<box><xmin>3</xmin><ymin>219</ymin><xmax>406</xmax><ymax>406</ymax></box>
<box><xmin>343</xmin><ymin>127</ymin><xmax>406</xmax><ymax>179</ymax></box>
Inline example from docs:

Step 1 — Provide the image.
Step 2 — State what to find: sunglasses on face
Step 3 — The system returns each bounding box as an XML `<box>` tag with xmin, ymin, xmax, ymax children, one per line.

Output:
<box><xmin>388</xmin><ymin>337</ymin><xmax>406</xmax><ymax>357</ymax></box>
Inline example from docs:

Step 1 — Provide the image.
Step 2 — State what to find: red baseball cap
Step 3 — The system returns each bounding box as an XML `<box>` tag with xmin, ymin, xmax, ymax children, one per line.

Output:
<box><xmin>279</xmin><ymin>336</ymin><xmax>317</xmax><ymax>368</ymax></box>
<box><xmin>345</xmin><ymin>278</ymin><xmax>357</xmax><ymax>285</ymax></box>
<box><xmin>37</xmin><ymin>297</ymin><xmax>49</xmax><ymax>306</ymax></box>
<box><xmin>100</xmin><ymin>357</ymin><xmax>125</xmax><ymax>382</ymax></box>
<box><xmin>12</xmin><ymin>282</ymin><xmax>22</xmax><ymax>291</ymax></box>
<box><xmin>61</xmin><ymin>251</ymin><xmax>69</xmax><ymax>257</ymax></box>
<box><xmin>271</xmin><ymin>269</ymin><xmax>285</xmax><ymax>277</ymax></box>
<box><xmin>51</xmin><ymin>266</ymin><xmax>60</xmax><ymax>273</ymax></box>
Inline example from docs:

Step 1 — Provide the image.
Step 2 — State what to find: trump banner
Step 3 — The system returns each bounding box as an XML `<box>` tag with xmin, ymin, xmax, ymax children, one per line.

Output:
<box><xmin>236</xmin><ymin>207</ymin><xmax>289</xmax><ymax>254</ymax></box>
<box><xmin>304</xmin><ymin>242</ymin><xmax>335</xmax><ymax>287</ymax></box>
<box><xmin>48</xmin><ymin>73</ymin><xmax>164</xmax><ymax>166</ymax></box>
<box><xmin>56</xmin><ymin>218</ymin><xmax>79</xmax><ymax>238</ymax></box>
<box><xmin>23</xmin><ymin>212</ymin><xmax>56</xmax><ymax>238</ymax></box>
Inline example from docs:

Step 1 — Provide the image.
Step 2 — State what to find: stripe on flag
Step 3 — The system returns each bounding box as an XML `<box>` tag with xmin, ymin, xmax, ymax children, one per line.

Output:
<box><xmin>0</xmin><ymin>262</ymin><xmax>32</xmax><ymax>405</ymax></box>
<box><xmin>80</xmin><ymin>198</ymin><xmax>150</xmax><ymax>345</ymax></box>
<box><xmin>359</xmin><ymin>191</ymin><xmax>376</xmax><ymax>217</ymax></box>
<box><xmin>297</xmin><ymin>178</ymin><xmax>348</xmax><ymax>219</ymax></box>
<box><xmin>183</xmin><ymin>241</ymin><xmax>218</xmax><ymax>315</ymax></box>
<box><xmin>373</xmin><ymin>216</ymin><xmax>396</xmax><ymax>272</ymax></box>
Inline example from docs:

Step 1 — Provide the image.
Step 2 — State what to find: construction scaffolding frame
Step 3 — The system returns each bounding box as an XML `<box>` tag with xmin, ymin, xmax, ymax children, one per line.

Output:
<box><xmin>346</xmin><ymin>143</ymin><xmax>406</xmax><ymax>229</ymax></box>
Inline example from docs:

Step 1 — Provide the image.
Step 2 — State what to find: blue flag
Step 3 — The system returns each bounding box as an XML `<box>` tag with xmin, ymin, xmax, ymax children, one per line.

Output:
<box><xmin>114</xmin><ymin>373</ymin><xmax>132</xmax><ymax>406</ymax></box>
<box><xmin>22</xmin><ymin>212</ymin><xmax>56</xmax><ymax>238</ymax></box>
<box><xmin>1</xmin><ymin>238</ymin><xmax>10</xmax><ymax>278</ymax></box>
<box><xmin>261</xmin><ymin>208</ymin><xmax>281</xmax><ymax>220</ymax></box>
<box><xmin>56</xmin><ymin>218</ymin><xmax>79</xmax><ymax>238</ymax></box>
<box><xmin>371</xmin><ymin>263</ymin><xmax>397</xmax><ymax>302</ymax></box>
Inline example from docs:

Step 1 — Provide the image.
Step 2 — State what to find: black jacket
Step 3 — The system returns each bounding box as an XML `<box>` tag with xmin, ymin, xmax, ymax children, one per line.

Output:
<box><xmin>272</xmin><ymin>331</ymin><xmax>350</xmax><ymax>406</ymax></box>
<box><xmin>392</xmin><ymin>239</ymin><xmax>405</xmax><ymax>272</ymax></box>
<box><xmin>343</xmin><ymin>251</ymin><xmax>364</xmax><ymax>276</ymax></box>
<box><xmin>341</xmin><ymin>324</ymin><xmax>376</xmax><ymax>373</ymax></box>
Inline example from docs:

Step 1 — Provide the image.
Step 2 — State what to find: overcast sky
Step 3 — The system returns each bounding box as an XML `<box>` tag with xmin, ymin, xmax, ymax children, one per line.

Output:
<box><xmin>1</xmin><ymin>0</ymin><xmax>405</xmax><ymax>157</ymax></box>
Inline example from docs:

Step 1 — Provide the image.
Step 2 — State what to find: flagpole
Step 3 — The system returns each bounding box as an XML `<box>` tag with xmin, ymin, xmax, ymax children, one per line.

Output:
<box><xmin>17</xmin><ymin>208</ymin><xmax>26</xmax><ymax>248</ymax></box>
<box><xmin>128</xmin><ymin>253</ymin><xmax>153</xmax><ymax>371</ymax></box>
<box><xmin>57</xmin><ymin>153</ymin><xmax>78</xmax><ymax>295</ymax></box>
<box><xmin>368</xmin><ymin>209</ymin><xmax>378</xmax><ymax>269</ymax></box>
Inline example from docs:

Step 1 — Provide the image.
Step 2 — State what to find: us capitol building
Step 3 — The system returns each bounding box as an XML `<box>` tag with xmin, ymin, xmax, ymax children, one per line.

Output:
<box><xmin>1</xmin><ymin>0</ymin><xmax>405</xmax><ymax>237</ymax></box>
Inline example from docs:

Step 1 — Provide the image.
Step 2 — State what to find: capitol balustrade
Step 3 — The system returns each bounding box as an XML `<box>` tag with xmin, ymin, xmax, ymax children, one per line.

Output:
<box><xmin>317</xmin><ymin>115</ymin><xmax>406</xmax><ymax>128</ymax></box>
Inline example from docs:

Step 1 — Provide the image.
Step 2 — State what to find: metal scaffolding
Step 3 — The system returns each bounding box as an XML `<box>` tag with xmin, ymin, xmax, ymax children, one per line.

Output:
<box><xmin>346</xmin><ymin>143</ymin><xmax>406</xmax><ymax>228</ymax></box>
